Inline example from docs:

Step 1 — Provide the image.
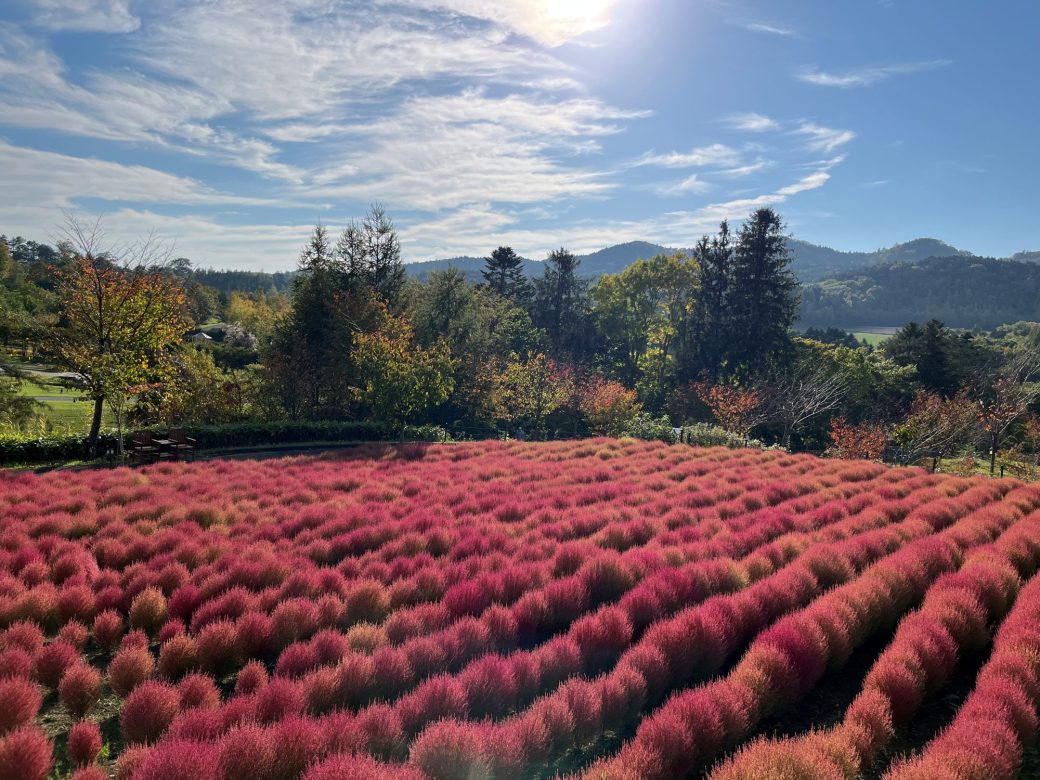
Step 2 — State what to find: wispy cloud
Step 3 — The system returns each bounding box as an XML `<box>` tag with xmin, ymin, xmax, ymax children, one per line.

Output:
<box><xmin>656</xmin><ymin>174</ymin><xmax>712</xmax><ymax>197</ymax></box>
<box><xmin>744</xmin><ymin>21</ymin><xmax>797</xmax><ymax>37</ymax></box>
<box><xmin>795</xmin><ymin>122</ymin><xmax>856</xmax><ymax>153</ymax></box>
<box><xmin>727</xmin><ymin>112</ymin><xmax>779</xmax><ymax>132</ymax></box>
<box><xmin>30</xmin><ymin>0</ymin><xmax>140</xmax><ymax>33</ymax></box>
<box><xmin>797</xmin><ymin>59</ymin><xmax>952</xmax><ymax>88</ymax></box>
<box><xmin>637</xmin><ymin>144</ymin><xmax>741</xmax><ymax>169</ymax></box>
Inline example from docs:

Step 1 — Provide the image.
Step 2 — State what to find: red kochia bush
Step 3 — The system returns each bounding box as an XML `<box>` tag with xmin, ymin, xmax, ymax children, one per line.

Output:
<box><xmin>32</xmin><ymin>641</ymin><xmax>80</xmax><ymax>688</ymax></box>
<box><xmin>0</xmin><ymin>678</ymin><xmax>42</xmax><ymax>734</ymax></box>
<box><xmin>120</xmin><ymin>680</ymin><xmax>181</xmax><ymax>745</ymax></box>
<box><xmin>131</xmin><ymin>738</ymin><xmax>219</xmax><ymax>780</ymax></box>
<box><xmin>177</xmin><ymin>673</ymin><xmax>221</xmax><ymax>710</ymax></box>
<box><xmin>109</xmin><ymin>646</ymin><xmax>155</xmax><ymax>697</ymax></box>
<box><xmin>0</xmin><ymin>725</ymin><xmax>53</xmax><ymax>780</ymax></box>
<box><xmin>0</xmin><ymin>647</ymin><xmax>34</xmax><ymax>680</ymax></box>
<box><xmin>57</xmin><ymin>621</ymin><xmax>90</xmax><ymax>651</ymax></box>
<box><xmin>2</xmin><ymin>622</ymin><xmax>45</xmax><ymax>655</ymax></box>
<box><xmin>304</xmin><ymin>753</ymin><xmax>428</xmax><ymax>780</ymax></box>
<box><xmin>217</xmin><ymin>725</ymin><xmax>275</xmax><ymax>780</ymax></box>
<box><xmin>129</xmin><ymin>587</ymin><xmax>168</xmax><ymax>636</ymax></box>
<box><xmin>71</xmin><ymin>767</ymin><xmax>107</xmax><ymax>780</ymax></box>
<box><xmin>158</xmin><ymin>634</ymin><xmax>199</xmax><ymax>680</ymax></box>
<box><xmin>196</xmin><ymin>620</ymin><xmax>238</xmax><ymax>675</ymax></box>
<box><xmin>66</xmin><ymin>720</ymin><xmax>103</xmax><ymax>766</ymax></box>
<box><xmin>234</xmin><ymin>660</ymin><xmax>269</xmax><ymax>696</ymax></box>
<box><xmin>58</xmin><ymin>662</ymin><xmax>103</xmax><ymax>718</ymax></box>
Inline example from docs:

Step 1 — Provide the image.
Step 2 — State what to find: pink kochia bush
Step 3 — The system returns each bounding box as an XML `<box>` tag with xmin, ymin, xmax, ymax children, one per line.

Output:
<box><xmin>4</xmin><ymin>440</ymin><xmax>1040</xmax><ymax>778</ymax></box>
<box><xmin>66</xmin><ymin>720</ymin><xmax>103</xmax><ymax>767</ymax></box>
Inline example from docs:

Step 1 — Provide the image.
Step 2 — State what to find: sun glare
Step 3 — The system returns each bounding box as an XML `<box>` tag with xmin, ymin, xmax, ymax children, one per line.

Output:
<box><xmin>544</xmin><ymin>0</ymin><xmax>614</xmax><ymax>24</ymax></box>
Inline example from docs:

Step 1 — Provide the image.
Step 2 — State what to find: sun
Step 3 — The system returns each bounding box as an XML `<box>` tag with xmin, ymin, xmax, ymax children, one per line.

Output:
<box><xmin>542</xmin><ymin>0</ymin><xmax>615</xmax><ymax>30</ymax></box>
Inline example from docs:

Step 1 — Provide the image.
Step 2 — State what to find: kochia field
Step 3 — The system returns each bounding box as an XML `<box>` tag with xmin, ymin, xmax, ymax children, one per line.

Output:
<box><xmin>3</xmin><ymin>440</ymin><xmax>1040</xmax><ymax>780</ymax></box>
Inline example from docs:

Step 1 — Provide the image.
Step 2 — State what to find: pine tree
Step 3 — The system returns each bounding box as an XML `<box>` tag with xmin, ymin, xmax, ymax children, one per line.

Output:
<box><xmin>690</xmin><ymin>221</ymin><xmax>734</xmax><ymax>379</ymax></box>
<box><xmin>533</xmin><ymin>248</ymin><xmax>590</xmax><ymax>359</ymax></box>
<box><xmin>364</xmin><ymin>204</ymin><xmax>405</xmax><ymax>308</ymax></box>
<box><xmin>482</xmin><ymin>246</ymin><xmax>530</xmax><ymax>303</ymax></box>
<box><xmin>728</xmin><ymin>209</ymin><xmax>798</xmax><ymax>373</ymax></box>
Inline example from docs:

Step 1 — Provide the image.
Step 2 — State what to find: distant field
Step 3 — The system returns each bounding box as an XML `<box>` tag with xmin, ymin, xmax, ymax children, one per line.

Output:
<box><xmin>852</xmin><ymin>330</ymin><xmax>894</xmax><ymax>346</ymax></box>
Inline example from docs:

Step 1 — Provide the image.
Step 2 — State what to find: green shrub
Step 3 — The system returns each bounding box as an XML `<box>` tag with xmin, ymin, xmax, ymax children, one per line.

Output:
<box><xmin>621</xmin><ymin>413</ymin><xmax>677</xmax><ymax>443</ymax></box>
<box><xmin>678</xmin><ymin>422</ymin><xmax>766</xmax><ymax>449</ymax></box>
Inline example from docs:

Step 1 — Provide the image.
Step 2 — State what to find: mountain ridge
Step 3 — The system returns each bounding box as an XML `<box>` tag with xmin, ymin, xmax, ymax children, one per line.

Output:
<box><xmin>404</xmin><ymin>237</ymin><xmax>1009</xmax><ymax>283</ymax></box>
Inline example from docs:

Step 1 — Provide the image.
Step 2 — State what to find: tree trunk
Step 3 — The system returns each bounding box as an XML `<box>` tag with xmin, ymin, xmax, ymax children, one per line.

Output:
<box><xmin>990</xmin><ymin>433</ymin><xmax>998</xmax><ymax>475</ymax></box>
<box><xmin>88</xmin><ymin>396</ymin><xmax>104</xmax><ymax>458</ymax></box>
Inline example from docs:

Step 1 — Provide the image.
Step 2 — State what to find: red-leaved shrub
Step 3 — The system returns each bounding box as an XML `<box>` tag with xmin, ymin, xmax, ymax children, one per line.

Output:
<box><xmin>120</xmin><ymin>680</ymin><xmax>181</xmax><ymax>744</ymax></box>
<box><xmin>66</xmin><ymin>720</ymin><xmax>102</xmax><ymax>766</ymax></box>
<box><xmin>0</xmin><ymin>678</ymin><xmax>42</xmax><ymax>734</ymax></box>
<box><xmin>58</xmin><ymin>662</ymin><xmax>102</xmax><ymax>718</ymax></box>
<box><xmin>109</xmin><ymin>646</ymin><xmax>155</xmax><ymax>697</ymax></box>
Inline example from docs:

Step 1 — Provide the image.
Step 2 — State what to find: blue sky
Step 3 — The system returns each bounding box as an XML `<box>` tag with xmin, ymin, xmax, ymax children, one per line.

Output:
<box><xmin>0</xmin><ymin>0</ymin><xmax>1036</xmax><ymax>270</ymax></box>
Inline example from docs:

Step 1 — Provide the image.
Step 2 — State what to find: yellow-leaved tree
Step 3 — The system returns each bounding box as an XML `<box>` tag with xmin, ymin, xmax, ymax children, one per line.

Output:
<box><xmin>354</xmin><ymin>312</ymin><xmax>454</xmax><ymax>437</ymax></box>
<box><xmin>52</xmin><ymin>220</ymin><xmax>191</xmax><ymax>456</ymax></box>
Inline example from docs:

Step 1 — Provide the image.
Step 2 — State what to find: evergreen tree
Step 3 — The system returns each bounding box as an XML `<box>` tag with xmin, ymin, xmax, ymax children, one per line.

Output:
<box><xmin>334</xmin><ymin>204</ymin><xmax>406</xmax><ymax>308</ymax></box>
<box><xmin>533</xmin><ymin>248</ymin><xmax>590</xmax><ymax>359</ymax></box>
<box><xmin>728</xmin><ymin>208</ymin><xmax>798</xmax><ymax>373</ymax></box>
<box><xmin>364</xmin><ymin>204</ymin><xmax>405</xmax><ymax>308</ymax></box>
<box><xmin>690</xmin><ymin>221</ymin><xmax>734</xmax><ymax>379</ymax></box>
<box><xmin>482</xmin><ymin>246</ymin><xmax>530</xmax><ymax>303</ymax></box>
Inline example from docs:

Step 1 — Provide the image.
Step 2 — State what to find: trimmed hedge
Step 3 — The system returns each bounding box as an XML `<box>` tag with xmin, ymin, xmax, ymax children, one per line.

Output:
<box><xmin>0</xmin><ymin>421</ymin><xmax>450</xmax><ymax>466</ymax></box>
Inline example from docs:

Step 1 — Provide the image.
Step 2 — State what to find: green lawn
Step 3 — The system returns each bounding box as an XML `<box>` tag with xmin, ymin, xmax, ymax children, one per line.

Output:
<box><xmin>3</xmin><ymin>367</ymin><xmax>110</xmax><ymax>435</ymax></box>
<box><xmin>852</xmin><ymin>331</ymin><xmax>894</xmax><ymax>347</ymax></box>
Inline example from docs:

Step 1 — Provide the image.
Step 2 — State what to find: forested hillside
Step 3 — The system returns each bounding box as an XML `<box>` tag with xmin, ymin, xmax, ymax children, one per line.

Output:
<box><xmin>800</xmin><ymin>256</ymin><xmax>1040</xmax><ymax>329</ymax></box>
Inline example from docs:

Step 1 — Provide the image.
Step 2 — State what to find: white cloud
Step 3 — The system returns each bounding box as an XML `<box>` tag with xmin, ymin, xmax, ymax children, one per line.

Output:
<box><xmin>0</xmin><ymin>140</ymin><xmax>270</xmax><ymax>211</ymax></box>
<box><xmin>394</xmin><ymin>0</ymin><xmax>622</xmax><ymax>47</ymax></box>
<box><xmin>744</xmin><ymin>21</ymin><xmax>796</xmax><ymax>36</ymax></box>
<box><xmin>656</xmin><ymin>174</ymin><xmax>712</xmax><ymax>196</ymax></box>
<box><xmin>798</xmin><ymin>59</ymin><xmax>952</xmax><ymax>88</ymax></box>
<box><xmin>307</xmin><ymin>90</ymin><xmax>645</xmax><ymax>210</ymax></box>
<box><xmin>727</xmin><ymin>112</ymin><xmax>779</xmax><ymax>132</ymax></box>
<box><xmin>638</xmin><ymin>144</ymin><xmax>741</xmax><ymax>169</ymax></box>
<box><xmin>795</xmin><ymin>122</ymin><xmax>856</xmax><ymax>153</ymax></box>
<box><xmin>30</xmin><ymin>0</ymin><xmax>139</xmax><ymax>33</ymax></box>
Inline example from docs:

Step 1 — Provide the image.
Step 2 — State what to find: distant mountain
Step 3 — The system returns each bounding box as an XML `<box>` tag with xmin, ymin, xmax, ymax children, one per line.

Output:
<box><xmin>405</xmin><ymin>237</ymin><xmax>990</xmax><ymax>283</ymax></box>
<box><xmin>404</xmin><ymin>242</ymin><xmax>676</xmax><ymax>283</ymax></box>
<box><xmin>786</xmin><ymin>237</ymin><xmax>972</xmax><ymax>281</ymax></box>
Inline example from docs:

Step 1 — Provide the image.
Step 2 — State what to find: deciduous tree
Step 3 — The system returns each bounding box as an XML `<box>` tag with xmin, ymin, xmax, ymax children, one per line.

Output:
<box><xmin>354</xmin><ymin>313</ymin><xmax>454</xmax><ymax>435</ymax></box>
<box><xmin>53</xmin><ymin>219</ymin><xmax>190</xmax><ymax>455</ymax></box>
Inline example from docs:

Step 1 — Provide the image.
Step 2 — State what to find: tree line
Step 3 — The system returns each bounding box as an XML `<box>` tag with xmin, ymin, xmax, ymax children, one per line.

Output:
<box><xmin>4</xmin><ymin>207</ymin><xmax>1040</xmax><ymax>476</ymax></box>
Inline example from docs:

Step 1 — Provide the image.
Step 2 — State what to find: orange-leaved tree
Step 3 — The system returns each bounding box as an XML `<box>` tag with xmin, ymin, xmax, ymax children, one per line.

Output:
<box><xmin>693</xmin><ymin>380</ymin><xmax>765</xmax><ymax>441</ymax></box>
<box><xmin>52</xmin><ymin>219</ymin><xmax>190</xmax><ymax>455</ymax></box>
<box><xmin>826</xmin><ymin>417</ymin><xmax>887</xmax><ymax>460</ymax></box>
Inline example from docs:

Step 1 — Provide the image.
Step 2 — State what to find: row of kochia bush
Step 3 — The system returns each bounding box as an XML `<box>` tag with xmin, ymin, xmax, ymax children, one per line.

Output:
<box><xmin>84</xmin><ymin>482</ymin><xmax>1034</xmax><ymax>778</ymax></box>
<box><xmin>0</xmin><ymin>449</ymin><xmax>963</xmax><ymax>778</ymax></box>
<box><xmin>710</xmin><ymin>511</ymin><xmax>1040</xmax><ymax>779</ymax></box>
<box><xmin>574</xmin><ymin>491</ymin><xmax>1040</xmax><ymax>779</ymax></box>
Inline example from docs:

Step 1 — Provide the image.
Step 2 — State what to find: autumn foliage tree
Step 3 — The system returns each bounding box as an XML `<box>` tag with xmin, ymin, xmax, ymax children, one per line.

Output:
<box><xmin>578</xmin><ymin>375</ymin><xmax>642</xmax><ymax>437</ymax></box>
<box><xmin>500</xmin><ymin>353</ymin><xmax>573</xmax><ymax>438</ymax></box>
<box><xmin>52</xmin><ymin>220</ymin><xmax>190</xmax><ymax>455</ymax></box>
<box><xmin>693</xmin><ymin>381</ymin><xmax>765</xmax><ymax>441</ymax></box>
<box><xmin>891</xmin><ymin>389</ymin><xmax>978</xmax><ymax>467</ymax></box>
<box><xmin>826</xmin><ymin>417</ymin><xmax>887</xmax><ymax>460</ymax></box>
<box><xmin>354</xmin><ymin>313</ymin><xmax>454</xmax><ymax>436</ymax></box>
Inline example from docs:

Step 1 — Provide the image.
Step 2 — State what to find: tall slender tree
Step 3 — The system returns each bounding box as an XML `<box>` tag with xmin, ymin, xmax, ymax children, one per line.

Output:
<box><xmin>728</xmin><ymin>208</ymin><xmax>798</xmax><ymax>373</ymax></box>
<box><xmin>690</xmin><ymin>221</ymin><xmax>734</xmax><ymax>379</ymax></box>
<box><xmin>335</xmin><ymin>204</ymin><xmax>406</xmax><ymax>308</ymax></box>
<box><xmin>533</xmin><ymin>248</ymin><xmax>590</xmax><ymax>359</ymax></box>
